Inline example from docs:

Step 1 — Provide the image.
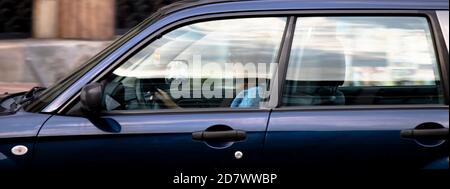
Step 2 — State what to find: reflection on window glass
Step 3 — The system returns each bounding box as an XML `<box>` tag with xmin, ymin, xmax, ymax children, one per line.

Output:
<box><xmin>102</xmin><ymin>17</ymin><xmax>286</xmax><ymax>111</ymax></box>
<box><xmin>283</xmin><ymin>17</ymin><xmax>443</xmax><ymax>106</ymax></box>
<box><xmin>437</xmin><ymin>11</ymin><xmax>449</xmax><ymax>51</ymax></box>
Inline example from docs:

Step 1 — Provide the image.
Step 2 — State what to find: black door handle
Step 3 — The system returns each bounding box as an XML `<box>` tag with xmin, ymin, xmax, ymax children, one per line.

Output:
<box><xmin>192</xmin><ymin>130</ymin><xmax>246</xmax><ymax>142</ymax></box>
<box><xmin>401</xmin><ymin>128</ymin><xmax>449</xmax><ymax>140</ymax></box>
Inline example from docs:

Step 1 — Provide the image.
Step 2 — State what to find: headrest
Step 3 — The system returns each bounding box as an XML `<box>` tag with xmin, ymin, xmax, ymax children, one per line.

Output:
<box><xmin>295</xmin><ymin>38</ymin><xmax>346</xmax><ymax>87</ymax></box>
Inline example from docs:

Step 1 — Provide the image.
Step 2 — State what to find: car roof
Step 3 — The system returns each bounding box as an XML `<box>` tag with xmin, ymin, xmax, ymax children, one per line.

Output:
<box><xmin>158</xmin><ymin>0</ymin><xmax>449</xmax><ymax>16</ymax></box>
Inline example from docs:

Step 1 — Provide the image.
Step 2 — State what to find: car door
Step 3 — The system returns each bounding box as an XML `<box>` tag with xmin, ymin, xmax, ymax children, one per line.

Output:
<box><xmin>32</xmin><ymin>17</ymin><xmax>287</xmax><ymax>171</ymax></box>
<box><xmin>264</xmin><ymin>15</ymin><xmax>449</xmax><ymax>169</ymax></box>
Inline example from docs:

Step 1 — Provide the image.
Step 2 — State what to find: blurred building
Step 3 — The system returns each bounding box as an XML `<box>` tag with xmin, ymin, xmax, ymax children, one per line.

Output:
<box><xmin>0</xmin><ymin>0</ymin><xmax>180</xmax><ymax>93</ymax></box>
<box><xmin>1</xmin><ymin>0</ymin><xmax>178</xmax><ymax>40</ymax></box>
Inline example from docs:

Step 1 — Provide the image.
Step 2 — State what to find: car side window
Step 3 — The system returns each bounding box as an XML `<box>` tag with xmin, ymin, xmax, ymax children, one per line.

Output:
<box><xmin>100</xmin><ymin>17</ymin><xmax>286</xmax><ymax>111</ymax></box>
<box><xmin>283</xmin><ymin>16</ymin><xmax>444</xmax><ymax>106</ymax></box>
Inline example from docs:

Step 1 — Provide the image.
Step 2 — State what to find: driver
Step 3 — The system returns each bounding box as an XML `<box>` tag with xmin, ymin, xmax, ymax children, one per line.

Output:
<box><xmin>154</xmin><ymin>78</ymin><xmax>264</xmax><ymax>109</ymax></box>
<box><xmin>154</xmin><ymin>88</ymin><xmax>180</xmax><ymax>109</ymax></box>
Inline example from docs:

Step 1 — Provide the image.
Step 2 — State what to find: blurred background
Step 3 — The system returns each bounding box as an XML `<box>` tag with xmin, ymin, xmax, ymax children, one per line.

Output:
<box><xmin>0</xmin><ymin>0</ymin><xmax>180</xmax><ymax>94</ymax></box>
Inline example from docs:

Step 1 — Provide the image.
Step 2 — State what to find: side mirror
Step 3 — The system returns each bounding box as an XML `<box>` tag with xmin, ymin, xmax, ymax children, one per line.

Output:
<box><xmin>80</xmin><ymin>82</ymin><xmax>103</xmax><ymax>114</ymax></box>
<box><xmin>80</xmin><ymin>82</ymin><xmax>122</xmax><ymax>133</ymax></box>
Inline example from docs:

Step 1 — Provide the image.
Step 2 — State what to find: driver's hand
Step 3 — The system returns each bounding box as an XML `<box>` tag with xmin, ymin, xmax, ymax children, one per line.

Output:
<box><xmin>155</xmin><ymin>88</ymin><xmax>179</xmax><ymax>109</ymax></box>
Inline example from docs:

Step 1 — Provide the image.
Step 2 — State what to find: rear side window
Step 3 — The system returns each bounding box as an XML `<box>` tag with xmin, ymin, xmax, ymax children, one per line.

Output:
<box><xmin>283</xmin><ymin>16</ymin><xmax>444</xmax><ymax>106</ymax></box>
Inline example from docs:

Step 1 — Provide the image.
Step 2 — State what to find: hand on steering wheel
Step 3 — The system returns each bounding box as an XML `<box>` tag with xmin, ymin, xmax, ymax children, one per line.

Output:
<box><xmin>155</xmin><ymin>88</ymin><xmax>179</xmax><ymax>109</ymax></box>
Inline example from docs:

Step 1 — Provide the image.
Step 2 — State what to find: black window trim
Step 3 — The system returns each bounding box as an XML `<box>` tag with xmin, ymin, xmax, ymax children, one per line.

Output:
<box><xmin>58</xmin><ymin>10</ymin><xmax>449</xmax><ymax>116</ymax></box>
<box><xmin>431</xmin><ymin>10</ymin><xmax>450</xmax><ymax>104</ymax></box>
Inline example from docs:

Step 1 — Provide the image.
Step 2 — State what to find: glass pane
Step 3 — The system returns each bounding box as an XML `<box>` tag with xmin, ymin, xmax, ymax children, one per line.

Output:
<box><xmin>283</xmin><ymin>17</ymin><xmax>443</xmax><ymax>106</ymax></box>
<box><xmin>102</xmin><ymin>17</ymin><xmax>286</xmax><ymax>111</ymax></box>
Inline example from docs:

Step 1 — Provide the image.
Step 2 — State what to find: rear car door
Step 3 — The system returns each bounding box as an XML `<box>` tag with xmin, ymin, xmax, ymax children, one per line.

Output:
<box><xmin>32</xmin><ymin>17</ymin><xmax>287</xmax><ymax>171</ymax></box>
<box><xmin>264</xmin><ymin>14</ymin><xmax>449</xmax><ymax>169</ymax></box>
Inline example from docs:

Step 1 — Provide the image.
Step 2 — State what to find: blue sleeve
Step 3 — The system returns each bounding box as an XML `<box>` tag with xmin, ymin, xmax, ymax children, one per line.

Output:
<box><xmin>230</xmin><ymin>90</ymin><xmax>246</xmax><ymax>108</ymax></box>
<box><xmin>231</xmin><ymin>87</ymin><xmax>261</xmax><ymax>108</ymax></box>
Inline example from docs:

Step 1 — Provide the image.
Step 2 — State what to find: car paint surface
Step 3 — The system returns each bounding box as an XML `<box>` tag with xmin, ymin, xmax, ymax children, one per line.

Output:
<box><xmin>0</xmin><ymin>112</ymin><xmax>51</xmax><ymax>169</ymax></box>
<box><xmin>32</xmin><ymin>112</ymin><xmax>269</xmax><ymax>170</ymax></box>
<box><xmin>264</xmin><ymin>109</ymin><xmax>449</xmax><ymax>169</ymax></box>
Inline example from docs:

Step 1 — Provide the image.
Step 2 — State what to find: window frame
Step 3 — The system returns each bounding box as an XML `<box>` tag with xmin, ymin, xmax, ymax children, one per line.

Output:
<box><xmin>436</xmin><ymin>11</ymin><xmax>449</xmax><ymax>52</ymax></box>
<box><xmin>109</xmin><ymin>16</ymin><xmax>288</xmax><ymax>111</ymax></box>
<box><xmin>275</xmin><ymin>11</ymin><xmax>449</xmax><ymax>111</ymax></box>
<box><xmin>60</xmin><ymin>13</ymin><xmax>293</xmax><ymax>115</ymax></box>
<box><xmin>58</xmin><ymin>10</ymin><xmax>449</xmax><ymax>116</ymax></box>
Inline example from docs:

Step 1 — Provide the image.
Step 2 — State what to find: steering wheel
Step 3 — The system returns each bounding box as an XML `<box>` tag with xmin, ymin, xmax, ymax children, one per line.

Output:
<box><xmin>135</xmin><ymin>78</ymin><xmax>172</xmax><ymax>110</ymax></box>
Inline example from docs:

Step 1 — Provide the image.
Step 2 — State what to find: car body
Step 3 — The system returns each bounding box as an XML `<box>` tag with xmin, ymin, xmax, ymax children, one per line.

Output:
<box><xmin>0</xmin><ymin>0</ymin><xmax>448</xmax><ymax>172</ymax></box>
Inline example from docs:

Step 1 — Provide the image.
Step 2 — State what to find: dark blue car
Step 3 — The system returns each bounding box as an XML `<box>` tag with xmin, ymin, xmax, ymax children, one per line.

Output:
<box><xmin>1</xmin><ymin>0</ymin><xmax>448</xmax><ymax>171</ymax></box>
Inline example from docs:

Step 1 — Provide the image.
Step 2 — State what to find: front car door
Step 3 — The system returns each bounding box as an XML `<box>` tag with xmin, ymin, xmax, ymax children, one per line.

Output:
<box><xmin>32</xmin><ymin>17</ymin><xmax>287</xmax><ymax>171</ymax></box>
<box><xmin>265</xmin><ymin>13</ymin><xmax>449</xmax><ymax>169</ymax></box>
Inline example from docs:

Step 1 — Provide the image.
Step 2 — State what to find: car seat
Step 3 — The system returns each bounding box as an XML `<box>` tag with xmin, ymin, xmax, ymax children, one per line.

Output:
<box><xmin>284</xmin><ymin>37</ymin><xmax>346</xmax><ymax>106</ymax></box>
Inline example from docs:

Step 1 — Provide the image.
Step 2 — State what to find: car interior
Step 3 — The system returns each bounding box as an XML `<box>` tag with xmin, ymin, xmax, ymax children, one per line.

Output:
<box><xmin>282</xmin><ymin>17</ymin><xmax>443</xmax><ymax>106</ymax></box>
<box><xmin>281</xmin><ymin>46</ymin><xmax>443</xmax><ymax>106</ymax></box>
